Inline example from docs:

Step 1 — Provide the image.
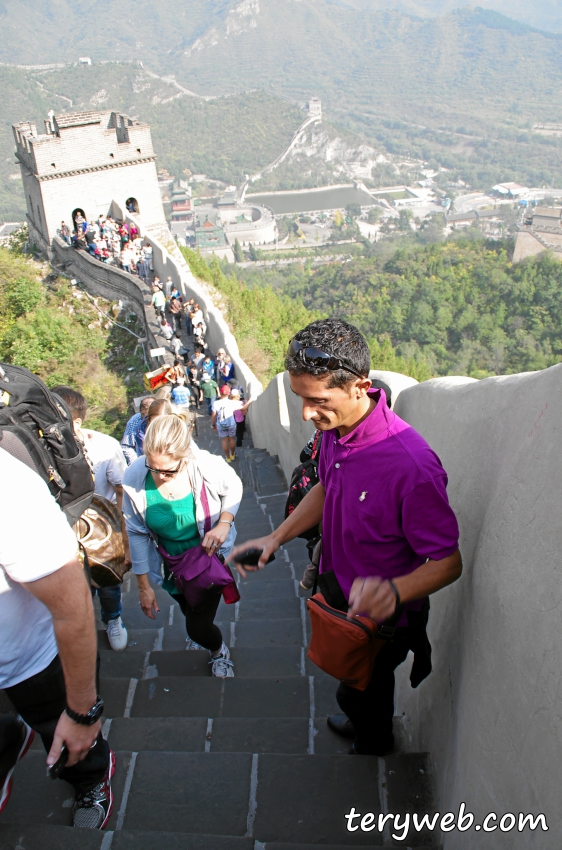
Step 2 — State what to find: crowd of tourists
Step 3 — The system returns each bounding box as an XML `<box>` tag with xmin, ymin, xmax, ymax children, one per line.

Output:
<box><xmin>58</xmin><ymin>214</ymin><xmax>154</xmax><ymax>275</ymax></box>
<box><xmin>0</xmin><ymin>317</ymin><xmax>461</xmax><ymax>834</ymax></box>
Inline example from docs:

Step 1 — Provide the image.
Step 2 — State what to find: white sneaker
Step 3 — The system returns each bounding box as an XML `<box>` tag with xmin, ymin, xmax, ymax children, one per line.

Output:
<box><xmin>106</xmin><ymin>617</ymin><xmax>128</xmax><ymax>652</ymax></box>
<box><xmin>209</xmin><ymin>642</ymin><xmax>234</xmax><ymax>678</ymax></box>
<box><xmin>186</xmin><ymin>638</ymin><xmax>203</xmax><ymax>650</ymax></box>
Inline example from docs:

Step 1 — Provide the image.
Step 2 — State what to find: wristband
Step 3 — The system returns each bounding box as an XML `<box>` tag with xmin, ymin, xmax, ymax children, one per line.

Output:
<box><xmin>217</xmin><ymin>519</ymin><xmax>233</xmax><ymax>527</ymax></box>
<box><xmin>65</xmin><ymin>696</ymin><xmax>104</xmax><ymax>726</ymax></box>
<box><xmin>388</xmin><ymin>579</ymin><xmax>401</xmax><ymax>610</ymax></box>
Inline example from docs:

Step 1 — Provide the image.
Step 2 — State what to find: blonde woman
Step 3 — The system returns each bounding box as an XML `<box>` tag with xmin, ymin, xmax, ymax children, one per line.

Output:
<box><xmin>122</xmin><ymin>414</ymin><xmax>242</xmax><ymax>677</ymax></box>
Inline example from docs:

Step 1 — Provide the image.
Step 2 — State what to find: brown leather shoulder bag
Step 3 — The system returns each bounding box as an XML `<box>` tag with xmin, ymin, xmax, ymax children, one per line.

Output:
<box><xmin>75</xmin><ymin>494</ymin><xmax>127</xmax><ymax>588</ymax></box>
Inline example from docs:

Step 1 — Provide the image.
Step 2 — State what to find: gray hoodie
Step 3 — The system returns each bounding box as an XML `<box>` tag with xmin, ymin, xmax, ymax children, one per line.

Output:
<box><xmin>122</xmin><ymin>446</ymin><xmax>242</xmax><ymax>586</ymax></box>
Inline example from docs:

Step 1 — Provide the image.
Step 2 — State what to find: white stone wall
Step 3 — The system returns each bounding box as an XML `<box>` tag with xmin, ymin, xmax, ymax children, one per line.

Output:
<box><xmin>393</xmin><ymin>367</ymin><xmax>562</xmax><ymax>848</ymax></box>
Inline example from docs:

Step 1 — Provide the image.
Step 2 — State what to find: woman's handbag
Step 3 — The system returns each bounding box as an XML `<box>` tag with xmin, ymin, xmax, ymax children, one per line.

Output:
<box><xmin>75</xmin><ymin>494</ymin><xmax>127</xmax><ymax>588</ymax></box>
<box><xmin>307</xmin><ymin>572</ymin><xmax>403</xmax><ymax>691</ymax></box>
<box><xmin>158</xmin><ymin>482</ymin><xmax>240</xmax><ymax>610</ymax></box>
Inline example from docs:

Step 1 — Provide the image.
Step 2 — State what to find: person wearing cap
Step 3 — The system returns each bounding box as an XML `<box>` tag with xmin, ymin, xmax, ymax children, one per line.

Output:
<box><xmin>211</xmin><ymin>386</ymin><xmax>239</xmax><ymax>463</ymax></box>
<box><xmin>170</xmin><ymin>376</ymin><xmax>191</xmax><ymax>407</ymax></box>
<box><xmin>200</xmin><ymin>373</ymin><xmax>220</xmax><ymax>415</ymax></box>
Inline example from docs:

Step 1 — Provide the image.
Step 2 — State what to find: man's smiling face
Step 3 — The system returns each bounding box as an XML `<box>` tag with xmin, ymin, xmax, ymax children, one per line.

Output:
<box><xmin>289</xmin><ymin>372</ymin><xmax>372</xmax><ymax>433</ymax></box>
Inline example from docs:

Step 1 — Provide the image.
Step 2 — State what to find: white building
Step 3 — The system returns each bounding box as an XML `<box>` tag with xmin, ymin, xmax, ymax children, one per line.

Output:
<box><xmin>308</xmin><ymin>98</ymin><xmax>322</xmax><ymax>118</ymax></box>
<box><xmin>13</xmin><ymin>110</ymin><xmax>167</xmax><ymax>249</ymax></box>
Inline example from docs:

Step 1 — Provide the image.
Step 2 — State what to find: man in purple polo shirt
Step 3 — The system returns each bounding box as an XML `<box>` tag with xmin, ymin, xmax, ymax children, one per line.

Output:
<box><xmin>232</xmin><ymin>318</ymin><xmax>461</xmax><ymax>756</ymax></box>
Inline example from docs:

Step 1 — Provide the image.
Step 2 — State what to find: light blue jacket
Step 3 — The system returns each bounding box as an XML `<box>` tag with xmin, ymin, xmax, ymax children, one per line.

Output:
<box><xmin>122</xmin><ymin>446</ymin><xmax>242</xmax><ymax>586</ymax></box>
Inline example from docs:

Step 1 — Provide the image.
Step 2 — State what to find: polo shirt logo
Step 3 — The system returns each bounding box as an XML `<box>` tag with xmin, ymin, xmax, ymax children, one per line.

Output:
<box><xmin>359</xmin><ymin>491</ymin><xmax>367</xmax><ymax>501</ymax></box>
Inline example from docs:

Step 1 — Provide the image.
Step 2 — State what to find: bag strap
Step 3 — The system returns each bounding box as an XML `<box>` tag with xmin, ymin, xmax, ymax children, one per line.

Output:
<box><xmin>310</xmin><ymin>429</ymin><xmax>322</xmax><ymax>461</ymax></box>
<box><xmin>199</xmin><ymin>480</ymin><xmax>212</xmax><ymax>535</ymax></box>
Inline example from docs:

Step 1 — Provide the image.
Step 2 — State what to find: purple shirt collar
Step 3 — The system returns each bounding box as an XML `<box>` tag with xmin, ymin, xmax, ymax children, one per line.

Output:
<box><xmin>333</xmin><ymin>388</ymin><xmax>401</xmax><ymax>448</ymax></box>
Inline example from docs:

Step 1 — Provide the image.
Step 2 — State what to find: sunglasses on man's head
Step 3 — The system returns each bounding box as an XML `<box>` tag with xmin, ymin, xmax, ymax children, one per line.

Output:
<box><xmin>145</xmin><ymin>460</ymin><xmax>183</xmax><ymax>478</ymax></box>
<box><xmin>287</xmin><ymin>339</ymin><xmax>366</xmax><ymax>380</ymax></box>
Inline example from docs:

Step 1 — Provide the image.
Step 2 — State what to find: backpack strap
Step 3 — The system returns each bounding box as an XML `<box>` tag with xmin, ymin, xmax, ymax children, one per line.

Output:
<box><xmin>310</xmin><ymin>429</ymin><xmax>322</xmax><ymax>461</ymax></box>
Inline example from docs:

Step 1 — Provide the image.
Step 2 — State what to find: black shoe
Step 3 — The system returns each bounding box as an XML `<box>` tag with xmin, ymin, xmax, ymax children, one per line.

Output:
<box><xmin>327</xmin><ymin>714</ymin><xmax>355</xmax><ymax>739</ymax></box>
<box><xmin>350</xmin><ymin>737</ymin><xmax>395</xmax><ymax>757</ymax></box>
<box><xmin>0</xmin><ymin>717</ymin><xmax>34</xmax><ymax>814</ymax></box>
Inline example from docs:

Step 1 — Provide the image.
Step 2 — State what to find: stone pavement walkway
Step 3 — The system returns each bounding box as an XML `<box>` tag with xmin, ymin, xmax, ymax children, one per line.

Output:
<box><xmin>0</xmin><ymin>411</ymin><xmax>440</xmax><ymax>850</ymax></box>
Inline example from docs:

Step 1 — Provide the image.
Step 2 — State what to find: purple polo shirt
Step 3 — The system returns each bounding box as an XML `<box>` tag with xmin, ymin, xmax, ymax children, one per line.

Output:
<box><xmin>318</xmin><ymin>389</ymin><xmax>459</xmax><ymax>624</ymax></box>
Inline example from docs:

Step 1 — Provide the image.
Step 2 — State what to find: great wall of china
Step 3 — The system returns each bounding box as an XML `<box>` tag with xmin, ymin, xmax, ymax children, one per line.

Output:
<box><xmin>10</xmin><ymin>108</ymin><xmax>561</xmax><ymax>849</ymax></box>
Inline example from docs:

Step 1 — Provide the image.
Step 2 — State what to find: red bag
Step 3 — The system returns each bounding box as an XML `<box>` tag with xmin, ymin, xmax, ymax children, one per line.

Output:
<box><xmin>307</xmin><ymin>592</ymin><xmax>392</xmax><ymax>691</ymax></box>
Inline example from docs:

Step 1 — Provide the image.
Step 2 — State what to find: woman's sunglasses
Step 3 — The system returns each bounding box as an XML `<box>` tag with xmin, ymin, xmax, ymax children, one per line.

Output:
<box><xmin>145</xmin><ymin>460</ymin><xmax>183</xmax><ymax>479</ymax></box>
<box><xmin>287</xmin><ymin>339</ymin><xmax>366</xmax><ymax>380</ymax></box>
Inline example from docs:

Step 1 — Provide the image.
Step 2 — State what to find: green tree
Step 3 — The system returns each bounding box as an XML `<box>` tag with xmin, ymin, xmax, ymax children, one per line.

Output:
<box><xmin>346</xmin><ymin>203</ymin><xmax>362</xmax><ymax>219</ymax></box>
<box><xmin>249</xmin><ymin>243</ymin><xmax>258</xmax><ymax>262</ymax></box>
<box><xmin>398</xmin><ymin>209</ymin><xmax>413</xmax><ymax>230</ymax></box>
<box><xmin>233</xmin><ymin>238</ymin><xmax>244</xmax><ymax>263</ymax></box>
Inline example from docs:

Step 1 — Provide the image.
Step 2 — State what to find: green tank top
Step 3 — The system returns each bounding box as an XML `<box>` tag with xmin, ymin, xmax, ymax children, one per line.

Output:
<box><xmin>145</xmin><ymin>476</ymin><xmax>200</xmax><ymax>594</ymax></box>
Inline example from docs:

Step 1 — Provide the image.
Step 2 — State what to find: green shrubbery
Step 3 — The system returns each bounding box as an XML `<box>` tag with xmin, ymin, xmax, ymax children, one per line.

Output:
<box><xmin>0</xmin><ymin>245</ymin><xmax>145</xmax><ymax>436</ymax></box>
<box><xmin>180</xmin><ymin>247</ymin><xmax>432</xmax><ymax>382</ymax></box>
<box><xmin>235</xmin><ymin>237</ymin><xmax>562</xmax><ymax>379</ymax></box>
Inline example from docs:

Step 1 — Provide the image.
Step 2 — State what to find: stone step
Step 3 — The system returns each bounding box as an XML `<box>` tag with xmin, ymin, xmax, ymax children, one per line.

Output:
<box><xmin>129</xmin><ymin>676</ymin><xmax>311</xmax><ymax>718</ymax></box>
<box><xmin>0</xmin><ymin>824</ymin><xmax>441</xmax><ymax>850</ymax></box>
<box><xmin>99</xmin><ymin>647</ymin><xmax>306</xmax><ymax>680</ymax></box>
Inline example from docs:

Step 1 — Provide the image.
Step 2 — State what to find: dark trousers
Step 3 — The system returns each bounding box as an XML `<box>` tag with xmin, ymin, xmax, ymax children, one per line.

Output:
<box><xmin>3</xmin><ymin>655</ymin><xmax>109</xmax><ymax>794</ymax></box>
<box><xmin>173</xmin><ymin>590</ymin><xmax>223</xmax><ymax>653</ymax></box>
<box><xmin>236</xmin><ymin>419</ymin><xmax>246</xmax><ymax>447</ymax></box>
<box><xmin>336</xmin><ymin>626</ymin><xmax>411</xmax><ymax>755</ymax></box>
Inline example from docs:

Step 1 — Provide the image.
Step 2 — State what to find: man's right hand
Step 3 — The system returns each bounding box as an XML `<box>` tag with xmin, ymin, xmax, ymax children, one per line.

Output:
<box><xmin>47</xmin><ymin>711</ymin><xmax>101</xmax><ymax>769</ymax></box>
<box><xmin>230</xmin><ymin>535</ymin><xmax>280</xmax><ymax>577</ymax></box>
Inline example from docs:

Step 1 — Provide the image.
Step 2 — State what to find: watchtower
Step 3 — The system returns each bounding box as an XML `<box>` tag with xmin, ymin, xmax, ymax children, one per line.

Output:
<box><xmin>13</xmin><ymin>110</ymin><xmax>167</xmax><ymax>248</ymax></box>
<box><xmin>308</xmin><ymin>97</ymin><xmax>322</xmax><ymax>118</ymax></box>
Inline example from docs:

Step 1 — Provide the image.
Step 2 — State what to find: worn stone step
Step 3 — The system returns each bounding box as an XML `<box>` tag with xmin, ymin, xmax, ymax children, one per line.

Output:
<box><xmin>3</xmin><ymin>749</ymin><xmax>135</xmax><ymax>832</ymax></box>
<box><xmin>113</xmin><ymin>832</ymin><xmax>254</xmax><ymax>849</ymax></box>
<box><xmin>142</xmin><ymin>647</ymin><xmax>305</xmax><ymax>679</ymax></box>
<box><xmin>234</xmin><ymin>617</ymin><xmax>303</xmax><ymax>648</ymax></box>
<box><xmin>253</xmin><ymin>753</ymin><xmax>381</xmax><ymax>845</ymax></box>
<box><xmin>238</xmin><ymin>580</ymin><xmax>299</xmax><ymax>600</ymax></box>
<box><xmin>0</xmin><ymin>824</ymin><xmax>104</xmax><ymax>850</ymax></box>
<box><xmin>130</xmin><ymin>676</ymin><xmax>310</xmax><ymax>718</ymax></box>
<box><xmin>265</xmin><ymin>845</ymin><xmax>440</xmax><ymax>850</ymax></box>
<box><xmin>106</xmin><ymin>716</ymin><xmax>310</xmax><ymax>755</ymax></box>
<box><xmin>238</xmin><ymin>596</ymin><xmax>301</xmax><ymax>620</ymax></box>
<box><xmin>123</xmin><ymin>751</ymin><xmax>252</xmax><ymax>834</ymax></box>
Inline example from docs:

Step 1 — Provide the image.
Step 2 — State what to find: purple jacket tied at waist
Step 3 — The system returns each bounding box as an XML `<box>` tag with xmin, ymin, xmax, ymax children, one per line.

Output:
<box><xmin>318</xmin><ymin>388</ymin><xmax>459</xmax><ymax>626</ymax></box>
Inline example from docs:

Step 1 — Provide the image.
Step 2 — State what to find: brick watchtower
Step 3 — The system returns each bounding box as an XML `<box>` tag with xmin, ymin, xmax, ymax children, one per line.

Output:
<box><xmin>13</xmin><ymin>110</ymin><xmax>167</xmax><ymax>248</ymax></box>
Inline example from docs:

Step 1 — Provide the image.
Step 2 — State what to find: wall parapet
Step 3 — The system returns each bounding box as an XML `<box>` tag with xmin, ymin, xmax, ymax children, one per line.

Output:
<box><xmin>250</xmin><ymin>362</ymin><xmax>562</xmax><ymax>846</ymax></box>
<box><xmin>50</xmin><ymin>237</ymin><xmax>159</xmax><ymax>357</ymax></box>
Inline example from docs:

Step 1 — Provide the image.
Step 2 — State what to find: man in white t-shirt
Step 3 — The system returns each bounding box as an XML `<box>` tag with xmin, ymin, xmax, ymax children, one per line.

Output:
<box><xmin>53</xmin><ymin>387</ymin><xmax>130</xmax><ymax>652</ymax></box>
<box><xmin>0</xmin><ymin>448</ymin><xmax>114</xmax><ymax>828</ymax></box>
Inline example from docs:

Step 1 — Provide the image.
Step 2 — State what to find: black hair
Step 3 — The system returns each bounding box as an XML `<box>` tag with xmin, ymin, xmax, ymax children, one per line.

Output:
<box><xmin>285</xmin><ymin>318</ymin><xmax>370</xmax><ymax>388</ymax></box>
<box><xmin>51</xmin><ymin>385</ymin><xmax>88</xmax><ymax>421</ymax></box>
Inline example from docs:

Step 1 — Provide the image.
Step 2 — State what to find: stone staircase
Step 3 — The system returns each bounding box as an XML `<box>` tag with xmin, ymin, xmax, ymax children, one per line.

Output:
<box><xmin>0</xmin><ymin>412</ymin><xmax>440</xmax><ymax>850</ymax></box>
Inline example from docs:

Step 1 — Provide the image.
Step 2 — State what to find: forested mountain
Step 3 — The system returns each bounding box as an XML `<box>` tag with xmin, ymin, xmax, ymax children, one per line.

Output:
<box><xmin>0</xmin><ymin>0</ymin><xmax>559</xmax><ymax>68</ymax></box>
<box><xmin>237</xmin><ymin>239</ymin><xmax>562</xmax><ymax>379</ymax></box>
<box><xmin>0</xmin><ymin>64</ymin><xmax>305</xmax><ymax>219</ymax></box>
<box><xmin>2</xmin><ymin>3</ymin><xmax>562</xmax><ymax>219</ymax></box>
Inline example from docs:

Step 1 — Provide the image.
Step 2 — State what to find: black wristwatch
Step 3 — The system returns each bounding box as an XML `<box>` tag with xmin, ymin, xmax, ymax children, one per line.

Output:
<box><xmin>65</xmin><ymin>696</ymin><xmax>104</xmax><ymax>726</ymax></box>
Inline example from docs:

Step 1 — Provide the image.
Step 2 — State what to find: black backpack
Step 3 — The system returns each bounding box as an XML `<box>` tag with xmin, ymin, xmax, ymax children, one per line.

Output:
<box><xmin>284</xmin><ymin>429</ymin><xmax>323</xmax><ymax>541</ymax></box>
<box><xmin>0</xmin><ymin>363</ymin><xmax>95</xmax><ymax>525</ymax></box>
